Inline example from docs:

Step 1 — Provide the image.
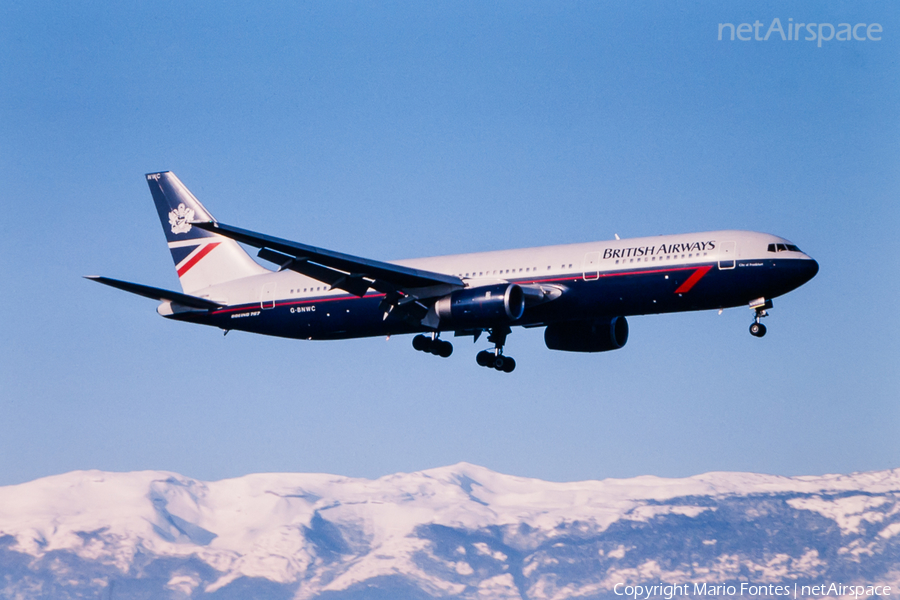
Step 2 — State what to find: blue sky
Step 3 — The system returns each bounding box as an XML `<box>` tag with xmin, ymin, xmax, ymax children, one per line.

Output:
<box><xmin>1</xmin><ymin>1</ymin><xmax>897</xmax><ymax>487</ymax></box>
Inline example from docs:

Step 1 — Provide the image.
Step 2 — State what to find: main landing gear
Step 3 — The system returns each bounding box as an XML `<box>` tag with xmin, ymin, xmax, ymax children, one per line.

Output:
<box><xmin>475</xmin><ymin>326</ymin><xmax>516</xmax><ymax>373</ymax></box>
<box><xmin>749</xmin><ymin>298</ymin><xmax>773</xmax><ymax>338</ymax></box>
<box><xmin>412</xmin><ymin>333</ymin><xmax>453</xmax><ymax>358</ymax></box>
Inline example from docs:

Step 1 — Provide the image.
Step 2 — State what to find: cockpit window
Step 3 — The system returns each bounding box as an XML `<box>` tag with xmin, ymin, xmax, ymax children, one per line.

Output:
<box><xmin>767</xmin><ymin>243</ymin><xmax>802</xmax><ymax>253</ymax></box>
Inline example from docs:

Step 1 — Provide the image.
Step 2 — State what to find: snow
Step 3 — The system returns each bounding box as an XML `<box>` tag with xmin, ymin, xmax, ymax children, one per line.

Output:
<box><xmin>787</xmin><ymin>495</ymin><xmax>892</xmax><ymax>534</ymax></box>
<box><xmin>0</xmin><ymin>463</ymin><xmax>898</xmax><ymax>598</ymax></box>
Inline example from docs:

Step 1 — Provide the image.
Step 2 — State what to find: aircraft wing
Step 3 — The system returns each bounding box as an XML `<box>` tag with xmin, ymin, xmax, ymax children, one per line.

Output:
<box><xmin>192</xmin><ymin>221</ymin><xmax>464</xmax><ymax>299</ymax></box>
<box><xmin>85</xmin><ymin>276</ymin><xmax>224</xmax><ymax>309</ymax></box>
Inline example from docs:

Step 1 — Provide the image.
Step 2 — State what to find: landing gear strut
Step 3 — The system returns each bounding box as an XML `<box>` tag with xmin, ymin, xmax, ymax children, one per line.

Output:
<box><xmin>749</xmin><ymin>298</ymin><xmax>772</xmax><ymax>338</ymax></box>
<box><xmin>413</xmin><ymin>333</ymin><xmax>453</xmax><ymax>357</ymax></box>
<box><xmin>476</xmin><ymin>326</ymin><xmax>516</xmax><ymax>373</ymax></box>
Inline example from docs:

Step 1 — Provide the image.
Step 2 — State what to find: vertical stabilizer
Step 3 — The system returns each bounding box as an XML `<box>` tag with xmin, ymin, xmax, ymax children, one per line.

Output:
<box><xmin>146</xmin><ymin>172</ymin><xmax>268</xmax><ymax>294</ymax></box>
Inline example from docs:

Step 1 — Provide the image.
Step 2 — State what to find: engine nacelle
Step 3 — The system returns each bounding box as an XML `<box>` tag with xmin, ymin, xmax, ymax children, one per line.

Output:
<box><xmin>434</xmin><ymin>283</ymin><xmax>525</xmax><ymax>328</ymax></box>
<box><xmin>544</xmin><ymin>317</ymin><xmax>628</xmax><ymax>353</ymax></box>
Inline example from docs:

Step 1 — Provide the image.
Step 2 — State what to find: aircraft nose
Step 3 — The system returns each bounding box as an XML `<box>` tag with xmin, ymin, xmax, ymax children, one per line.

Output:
<box><xmin>801</xmin><ymin>257</ymin><xmax>819</xmax><ymax>283</ymax></box>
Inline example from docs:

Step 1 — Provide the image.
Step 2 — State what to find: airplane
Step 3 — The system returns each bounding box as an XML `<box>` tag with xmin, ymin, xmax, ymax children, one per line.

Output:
<box><xmin>87</xmin><ymin>172</ymin><xmax>819</xmax><ymax>373</ymax></box>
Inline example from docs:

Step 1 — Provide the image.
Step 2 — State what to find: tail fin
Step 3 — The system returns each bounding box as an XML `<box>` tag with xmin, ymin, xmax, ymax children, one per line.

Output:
<box><xmin>146</xmin><ymin>172</ymin><xmax>268</xmax><ymax>294</ymax></box>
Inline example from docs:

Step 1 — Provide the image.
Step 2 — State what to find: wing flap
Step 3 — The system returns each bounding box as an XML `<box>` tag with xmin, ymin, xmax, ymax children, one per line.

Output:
<box><xmin>257</xmin><ymin>248</ymin><xmax>373</xmax><ymax>297</ymax></box>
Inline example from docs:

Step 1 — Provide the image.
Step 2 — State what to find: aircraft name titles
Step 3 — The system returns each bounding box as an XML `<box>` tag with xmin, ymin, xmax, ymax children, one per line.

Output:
<box><xmin>603</xmin><ymin>241</ymin><xmax>716</xmax><ymax>260</ymax></box>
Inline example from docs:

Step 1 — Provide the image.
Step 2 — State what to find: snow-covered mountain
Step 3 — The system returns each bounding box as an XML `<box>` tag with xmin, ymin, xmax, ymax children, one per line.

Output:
<box><xmin>1</xmin><ymin>464</ymin><xmax>898</xmax><ymax>599</ymax></box>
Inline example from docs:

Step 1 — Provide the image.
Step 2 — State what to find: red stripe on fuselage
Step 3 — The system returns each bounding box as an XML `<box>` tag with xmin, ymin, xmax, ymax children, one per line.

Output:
<box><xmin>210</xmin><ymin>263</ymin><xmax>719</xmax><ymax>314</ymax></box>
<box><xmin>537</xmin><ymin>265</ymin><xmax>702</xmax><ymax>285</ymax></box>
<box><xmin>674</xmin><ymin>265</ymin><xmax>713</xmax><ymax>294</ymax></box>
<box><xmin>177</xmin><ymin>242</ymin><xmax>220</xmax><ymax>277</ymax></box>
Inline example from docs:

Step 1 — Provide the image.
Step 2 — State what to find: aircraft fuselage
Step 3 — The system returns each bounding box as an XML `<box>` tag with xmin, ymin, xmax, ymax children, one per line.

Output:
<box><xmin>167</xmin><ymin>230</ymin><xmax>817</xmax><ymax>341</ymax></box>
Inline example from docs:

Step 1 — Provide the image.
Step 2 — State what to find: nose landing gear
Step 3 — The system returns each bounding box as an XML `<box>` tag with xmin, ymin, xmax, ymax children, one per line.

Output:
<box><xmin>413</xmin><ymin>333</ymin><xmax>453</xmax><ymax>357</ymax></box>
<box><xmin>749</xmin><ymin>298</ymin><xmax>773</xmax><ymax>338</ymax></box>
<box><xmin>476</xmin><ymin>326</ymin><xmax>516</xmax><ymax>373</ymax></box>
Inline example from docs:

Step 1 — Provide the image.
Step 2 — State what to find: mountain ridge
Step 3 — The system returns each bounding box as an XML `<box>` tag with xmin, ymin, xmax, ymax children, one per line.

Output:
<box><xmin>1</xmin><ymin>463</ymin><xmax>898</xmax><ymax>599</ymax></box>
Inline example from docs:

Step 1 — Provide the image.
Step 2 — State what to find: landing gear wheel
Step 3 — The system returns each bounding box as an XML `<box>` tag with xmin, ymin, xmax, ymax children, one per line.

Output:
<box><xmin>413</xmin><ymin>334</ymin><xmax>452</xmax><ymax>357</ymax></box>
<box><xmin>491</xmin><ymin>355</ymin><xmax>515</xmax><ymax>372</ymax></box>
<box><xmin>478</xmin><ymin>326</ymin><xmax>517</xmax><ymax>373</ymax></box>
<box><xmin>412</xmin><ymin>334</ymin><xmax>431</xmax><ymax>351</ymax></box>
<box><xmin>434</xmin><ymin>340</ymin><xmax>453</xmax><ymax>357</ymax></box>
<box><xmin>748</xmin><ymin>298</ymin><xmax>772</xmax><ymax>339</ymax></box>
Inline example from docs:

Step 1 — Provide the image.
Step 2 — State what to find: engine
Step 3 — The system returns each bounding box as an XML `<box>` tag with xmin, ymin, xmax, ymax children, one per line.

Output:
<box><xmin>544</xmin><ymin>317</ymin><xmax>629</xmax><ymax>353</ymax></box>
<box><xmin>434</xmin><ymin>283</ymin><xmax>525</xmax><ymax>328</ymax></box>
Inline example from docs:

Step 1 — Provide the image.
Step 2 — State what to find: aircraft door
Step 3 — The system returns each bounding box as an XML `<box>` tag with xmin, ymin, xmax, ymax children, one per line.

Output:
<box><xmin>583</xmin><ymin>251</ymin><xmax>600</xmax><ymax>281</ymax></box>
<box><xmin>260</xmin><ymin>282</ymin><xmax>276</xmax><ymax>309</ymax></box>
<box><xmin>718</xmin><ymin>241</ymin><xmax>736</xmax><ymax>270</ymax></box>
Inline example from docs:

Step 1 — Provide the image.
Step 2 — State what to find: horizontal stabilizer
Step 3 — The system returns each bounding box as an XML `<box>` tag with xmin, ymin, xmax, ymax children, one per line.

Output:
<box><xmin>84</xmin><ymin>276</ymin><xmax>224</xmax><ymax>310</ymax></box>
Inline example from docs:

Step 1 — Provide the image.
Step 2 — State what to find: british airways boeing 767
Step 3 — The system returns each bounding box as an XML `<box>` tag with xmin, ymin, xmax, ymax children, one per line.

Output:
<box><xmin>87</xmin><ymin>172</ymin><xmax>818</xmax><ymax>372</ymax></box>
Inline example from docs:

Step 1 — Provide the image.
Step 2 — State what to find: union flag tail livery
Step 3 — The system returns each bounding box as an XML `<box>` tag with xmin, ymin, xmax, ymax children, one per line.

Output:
<box><xmin>88</xmin><ymin>172</ymin><xmax>819</xmax><ymax>373</ymax></box>
<box><xmin>146</xmin><ymin>172</ymin><xmax>267</xmax><ymax>295</ymax></box>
